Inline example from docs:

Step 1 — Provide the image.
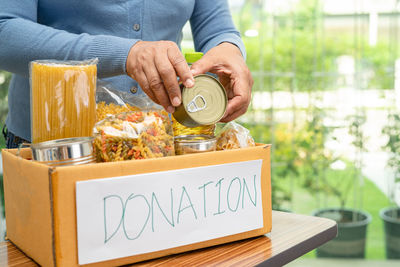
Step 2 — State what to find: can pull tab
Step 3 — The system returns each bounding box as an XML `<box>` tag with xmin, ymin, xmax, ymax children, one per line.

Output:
<box><xmin>187</xmin><ymin>94</ymin><xmax>207</xmax><ymax>113</ymax></box>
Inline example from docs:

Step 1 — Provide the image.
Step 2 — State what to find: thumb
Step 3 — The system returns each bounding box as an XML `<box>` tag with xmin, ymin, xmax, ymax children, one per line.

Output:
<box><xmin>190</xmin><ymin>55</ymin><xmax>215</xmax><ymax>76</ymax></box>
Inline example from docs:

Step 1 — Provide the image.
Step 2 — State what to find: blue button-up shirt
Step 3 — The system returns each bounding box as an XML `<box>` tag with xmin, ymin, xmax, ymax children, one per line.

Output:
<box><xmin>0</xmin><ymin>0</ymin><xmax>245</xmax><ymax>141</ymax></box>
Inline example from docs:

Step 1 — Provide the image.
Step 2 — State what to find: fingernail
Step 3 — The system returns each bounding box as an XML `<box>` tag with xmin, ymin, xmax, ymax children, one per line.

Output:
<box><xmin>166</xmin><ymin>106</ymin><xmax>175</xmax><ymax>113</ymax></box>
<box><xmin>191</xmin><ymin>69</ymin><xmax>197</xmax><ymax>75</ymax></box>
<box><xmin>172</xmin><ymin>96</ymin><xmax>181</xmax><ymax>106</ymax></box>
<box><xmin>186</xmin><ymin>79</ymin><xmax>194</xmax><ymax>88</ymax></box>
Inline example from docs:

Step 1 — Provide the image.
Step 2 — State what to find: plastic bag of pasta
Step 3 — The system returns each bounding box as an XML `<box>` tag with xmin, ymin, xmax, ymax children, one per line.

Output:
<box><xmin>30</xmin><ymin>59</ymin><xmax>97</xmax><ymax>143</ymax></box>
<box><xmin>216</xmin><ymin>122</ymin><xmax>256</xmax><ymax>150</ymax></box>
<box><xmin>96</xmin><ymin>80</ymin><xmax>160</xmax><ymax>122</ymax></box>
<box><xmin>93</xmin><ymin>110</ymin><xmax>174</xmax><ymax>162</ymax></box>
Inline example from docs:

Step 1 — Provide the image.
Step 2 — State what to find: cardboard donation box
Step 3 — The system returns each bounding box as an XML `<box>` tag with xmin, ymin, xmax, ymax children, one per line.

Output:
<box><xmin>2</xmin><ymin>144</ymin><xmax>272</xmax><ymax>267</ymax></box>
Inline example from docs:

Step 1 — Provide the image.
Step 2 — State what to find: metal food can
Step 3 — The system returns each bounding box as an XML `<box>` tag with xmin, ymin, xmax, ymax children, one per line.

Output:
<box><xmin>173</xmin><ymin>74</ymin><xmax>227</xmax><ymax>128</ymax></box>
<box><xmin>174</xmin><ymin>135</ymin><xmax>217</xmax><ymax>155</ymax></box>
<box><xmin>30</xmin><ymin>137</ymin><xmax>95</xmax><ymax>166</ymax></box>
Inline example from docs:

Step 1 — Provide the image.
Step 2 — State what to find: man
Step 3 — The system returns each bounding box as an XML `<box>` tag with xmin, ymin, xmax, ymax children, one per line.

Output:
<box><xmin>0</xmin><ymin>0</ymin><xmax>253</xmax><ymax>148</ymax></box>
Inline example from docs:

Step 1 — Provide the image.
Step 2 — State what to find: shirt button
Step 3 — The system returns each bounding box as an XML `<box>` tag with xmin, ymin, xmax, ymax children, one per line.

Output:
<box><xmin>133</xmin><ymin>24</ymin><xmax>140</xmax><ymax>31</ymax></box>
<box><xmin>130</xmin><ymin>86</ymin><xmax>138</xmax><ymax>94</ymax></box>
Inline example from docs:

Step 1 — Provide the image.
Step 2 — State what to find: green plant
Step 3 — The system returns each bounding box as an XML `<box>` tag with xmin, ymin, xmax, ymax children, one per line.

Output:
<box><xmin>0</xmin><ymin>70</ymin><xmax>11</xmax><ymax>148</ymax></box>
<box><xmin>235</xmin><ymin>0</ymin><xmax>396</xmax><ymax>92</ymax></box>
<box><xmin>270</xmin><ymin>123</ymin><xmax>301</xmax><ymax>210</ymax></box>
<box><xmin>0</xmin><ymin>71</ymin><xmax>10</xmax><ymax>121</ymax></box>
<box><xmin>348</xmin><ymin>112</ymin><xmax>368</xmax><ymax>153</ymax></box>
<box><xmin>242</xmin><ymin>122</ymin><xmax>298</xmax><ymax>210</ymax></box>
<box><xmin>382</xmin><ymin>112</ymin><xmax>400</xmax><ymax>207</ymax></box>
<box><xmin>0</xmin><ymin>71</ymin><xmax>10</xmax><ymax>221</ymax></box>
<box><xmin>323</xmin><ymin>161</ymin><xmax>354</xmax><ymax>209</ymax></box>
<box><xmin>297</xmin><ymin>106</ymin><xmax>336</xmax><ymax>206</ymax></box>
<box><xmin>298</xmin><ymin>109</ymin><xmax>368</xmax><ymax>212</ymax></box>
<box><xmin>347</xmin><ymin>111</ymin><xmax>368</xmax><ymax>211</ymax></box>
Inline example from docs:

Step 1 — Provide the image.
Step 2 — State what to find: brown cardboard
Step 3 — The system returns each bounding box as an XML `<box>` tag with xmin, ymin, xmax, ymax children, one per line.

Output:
<box><xmin>2</xmin><ymin>149</ymin><xmax>55</xmax><ymax>267</ymax></box>
<box><xmin>2</xmin><ymin>144</ymin><xmax>271</xmax><ymax>267</ymax></box>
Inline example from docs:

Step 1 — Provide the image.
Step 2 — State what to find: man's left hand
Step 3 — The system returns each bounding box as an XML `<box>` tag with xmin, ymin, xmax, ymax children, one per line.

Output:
<box><xmin>190</xmin><ymin>42</ymin><xmax>253</xmax><ymax>122</ymax></box>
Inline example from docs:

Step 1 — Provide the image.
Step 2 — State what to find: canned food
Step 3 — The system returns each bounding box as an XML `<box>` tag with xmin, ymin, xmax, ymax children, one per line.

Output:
<box><xmin>174</xmin><ymin>135</ymin><xmax>216</xmax><ymax>155</ymax></box>
<box><xmin>173</xmin><ymin>74</ymin><xmax>227</xmax><ymax>128</ymax></box>
<box><xmin>30</xmin><ymin>137</ymin><xmax>95</xmax><ymax>166</ymax></box>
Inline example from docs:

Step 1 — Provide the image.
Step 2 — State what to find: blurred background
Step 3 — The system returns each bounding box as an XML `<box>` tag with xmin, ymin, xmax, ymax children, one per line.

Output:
<box><xmin>1</xmin><ymin>0</ymin><xmax>400</xmax><ymax>265</ymax></box>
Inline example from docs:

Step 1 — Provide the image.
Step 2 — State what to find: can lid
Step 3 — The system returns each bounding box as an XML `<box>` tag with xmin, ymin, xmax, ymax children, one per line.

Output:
<box><xmin>185</xmin><ymin>52</ymin><xmax>203</xmax><ymax>63</ymax></box>
<box><xmin>30</xmin><ymin>136</ymin><xmax>94</xmax><ymax>149</ymax></box>
<box><xmin>181</xmin><ymin>74</ymin><xmax>227</xmax><ymax>126</ymax></box>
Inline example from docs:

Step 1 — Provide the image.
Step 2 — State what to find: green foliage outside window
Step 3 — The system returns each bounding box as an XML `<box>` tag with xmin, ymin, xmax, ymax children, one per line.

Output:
<box><xmin>238</xmin><ymin>0</ymin><xmax>396</xmax><ymax>92</ymax></box>
<box><xmin>0</xmin><ymin>70</ymin><xmax>11</xmax><ymax>148</ymax></box>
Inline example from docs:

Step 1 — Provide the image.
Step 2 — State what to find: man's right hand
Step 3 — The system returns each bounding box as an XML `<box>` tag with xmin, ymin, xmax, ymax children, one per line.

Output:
<box><xmin>126</xmin><ymin>41</ymin><xmax>194</xmax><ymax>113</ymax></box>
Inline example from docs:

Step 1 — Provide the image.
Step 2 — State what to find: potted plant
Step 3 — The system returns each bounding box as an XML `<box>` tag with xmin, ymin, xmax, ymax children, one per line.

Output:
<box><xmin>311</xmin><ymin>159</ymin><xmax>371</xmax><ymax>258</ymax></box>
<box><xmin>303</xmin><ymin>111</ymin><xmax>371</xmax><ymax>258</ymax></box>
<box><xmin>380</xmin><ymin>112</ymin><xmax>400</xmax><ymax>259</ymax></box>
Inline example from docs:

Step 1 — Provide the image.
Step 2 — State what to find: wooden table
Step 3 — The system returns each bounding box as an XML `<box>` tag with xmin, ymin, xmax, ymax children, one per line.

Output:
<box><xmin>0</xmin><ymin>211</ymin><xmax>337</xmax><ymax>267</ymax></box>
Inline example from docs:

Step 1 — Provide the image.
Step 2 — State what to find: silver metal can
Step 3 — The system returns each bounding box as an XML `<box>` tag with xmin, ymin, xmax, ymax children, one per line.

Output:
<box><xmin>173</xmin><ymin>74</ymin><xmax>227</xmax><ymax>128</ymax></box>
<box><xmin>30</xmin><ymin>137</ymin><xmax>95</xmax><ymax>166</ymax></box>
<box><xmin>174</xmin><ymin>135</ymin><xmax>216</xmax><ymax>155</ymax></box>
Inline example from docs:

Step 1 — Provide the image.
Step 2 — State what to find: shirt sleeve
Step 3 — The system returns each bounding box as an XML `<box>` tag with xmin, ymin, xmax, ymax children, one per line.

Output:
<box><xmin>190</xmin><ymin>0</ymin><xmax>246</xmax><ymax>59</ymax></box>
<box><xmin>0</xmin><ymin>0</ymin><xmax>138</xmax><ymax>78</ymax></box>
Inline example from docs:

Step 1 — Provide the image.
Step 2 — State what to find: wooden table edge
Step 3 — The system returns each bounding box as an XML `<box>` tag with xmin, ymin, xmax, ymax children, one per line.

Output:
<box><xmin>257</xmin><ymin>215</ymin><xmax>338</xmax><ymax>267</ymax></box>
<box><xmin>1</xmin><ymin>212</ymin><xmax>338</xmax><ymax>267</ymax></box>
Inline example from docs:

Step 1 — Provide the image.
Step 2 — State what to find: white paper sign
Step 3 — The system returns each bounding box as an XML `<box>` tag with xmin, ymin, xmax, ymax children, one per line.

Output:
<box><xmin>75</xmin><ymin>160</ymin><xmax>264</xmax><ymax>265</ymax></box>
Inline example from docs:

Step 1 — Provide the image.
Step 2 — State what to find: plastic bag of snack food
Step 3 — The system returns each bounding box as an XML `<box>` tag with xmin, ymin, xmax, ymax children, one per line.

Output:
<box><xmin>216</xmin><ymin>121</ymin><xmax>255</xmax><ymax>150</ymax></box>
<box><xmin>93</xmin><ymin>110</ymin><xmax>174</xmax><ymax>162</ymax></box>
<box><xmin>96</xmin><ymin>80</ymin><xmax>161</xmax><ymax>122</ymax></box>
<box><xmin>30</xmin><ymin>59</ymin><xmax>97</xmax><ymax>143</ymax></box>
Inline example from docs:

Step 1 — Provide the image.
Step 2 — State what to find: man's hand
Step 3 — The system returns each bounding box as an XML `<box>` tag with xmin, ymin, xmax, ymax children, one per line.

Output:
<box><xmin>126</xmin><ymin>41</ymin><xmax>194</xmax><ymax>113</ymax></box>
<box><xmin>190</xmin><ymin>42</ymin><xmax>253</xmax><ymax>122</ymax></box>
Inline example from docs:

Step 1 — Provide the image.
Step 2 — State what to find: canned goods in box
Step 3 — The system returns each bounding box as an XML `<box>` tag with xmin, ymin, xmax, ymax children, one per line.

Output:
<box><xmin>174</xmin><ymin>135</ymin><xmax>216</xmax><ymax>155</ymax></box>
<box><xmin>30</xmin><ymin>137</ymin><xmax>95</xmax><ymax>166</ymax></box>
<box><xmin>173</xmin><ymin>74</ymin><xmax>227</xmax><ymax>128</ymax></box>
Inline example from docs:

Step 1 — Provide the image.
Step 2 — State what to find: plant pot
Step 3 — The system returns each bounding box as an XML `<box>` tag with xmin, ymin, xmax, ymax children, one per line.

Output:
<box><xmin>312</xmin><ymin>208</ymin><xmax>371</xmax><ymax>258</ymax></box>
<box><xmin>380</xmin><ymin>206</ymin><xmax>400</xmax><ymax>259</ymax></box>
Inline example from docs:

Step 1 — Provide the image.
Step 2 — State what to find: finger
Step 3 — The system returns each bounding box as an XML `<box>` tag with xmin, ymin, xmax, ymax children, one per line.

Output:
<box><xmin>220</xmin><ymin>102</ymin><xmax>248</xmax><ymax>122</ymax></box>
<box><xmin>221</xmin><ymin>79</ymin><xmax>251</xmax><ymax>121</ymax></box>
<box><xmin>219</xmin><ymin>75</ymin><xmax>232</xmax><ymax>91</ymax></box>
<box><xmin>167</xmin><ymin>46</ymin><xmax>194</xmax><ymax>89</ymax></box>
<box><xmin>155</xmin><ymin>52</ymin><xmax>182</xmax><ymax>107</ymax></box>
<box><xmin>220</xmin><ymin>109</ymin><xmax>247</xmax><ymax>122</ymax></box>
<box><xmin>190</xmin><ymin>55</ymin><xmax>216</xmax><ymax>76</ymax></box>
<box><xmin>142</xmin><ymin>62</ymin><xmax>174</xmax><ymax>113</ymax></box>
<box><xmin>133</xmin><ymin>71</ymin><xmax>158</xmax><ymax>104</ymax></box>
<box><xmin>221</xmin><ymin>95</ymin><xmax>246</xmax><ymax>120</ymax></box>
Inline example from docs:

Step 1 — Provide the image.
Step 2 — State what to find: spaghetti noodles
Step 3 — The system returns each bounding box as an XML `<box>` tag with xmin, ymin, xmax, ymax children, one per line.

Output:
<box><xmin>30</xmin><ymin>60</ymin><xmax>97</xmax><ymax>143</ymax></box>
<box><xmin>172</xmin><ymin>116</ymin><xmax>215</xmax><ymax>137</ymax></box>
